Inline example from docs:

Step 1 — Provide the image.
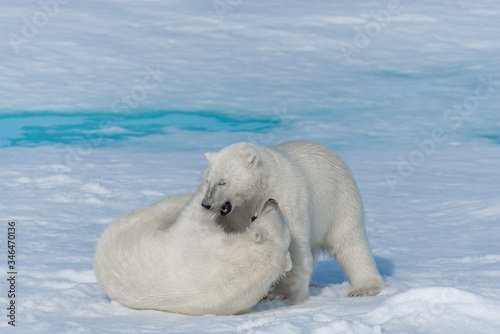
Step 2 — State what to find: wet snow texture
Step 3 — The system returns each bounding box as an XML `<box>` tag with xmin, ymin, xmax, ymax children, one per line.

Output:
<box><xmin>1</xmin><ymin>0</ymin><xmax>500</xmax><ymax>333</ymax></box>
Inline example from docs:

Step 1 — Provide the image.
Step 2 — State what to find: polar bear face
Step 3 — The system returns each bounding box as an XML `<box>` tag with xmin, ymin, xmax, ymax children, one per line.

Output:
<box><xmin>250</xmin><ymin>198</ymin><xmax>293</xmax><ymax>271</ymax></box>
<box><xmin>251</xmin><ymin>199</ymin><xmax>290</xmax><ymax>244</ymax></box>
<box><xmin>202</xmin><ymin>143</ymin><xmax>267</xmax><ymax>217</ymax></box>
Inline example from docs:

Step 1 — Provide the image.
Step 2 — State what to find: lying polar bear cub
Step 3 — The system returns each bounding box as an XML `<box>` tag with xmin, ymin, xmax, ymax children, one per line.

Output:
<box><xmin>94</xmin><ymin>195</ymin><xmax>292</xmax><ymax>316</ymax></box>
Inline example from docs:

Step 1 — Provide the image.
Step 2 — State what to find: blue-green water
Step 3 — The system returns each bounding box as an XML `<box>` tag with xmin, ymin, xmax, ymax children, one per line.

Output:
<box><xmin>0</xmin><ymin>112</ymin><xmax>279</xmax><ymax>147</ymax></box>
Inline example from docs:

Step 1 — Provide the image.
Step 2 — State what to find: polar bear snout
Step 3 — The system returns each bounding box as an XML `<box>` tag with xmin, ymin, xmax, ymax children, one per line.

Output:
<box><xmin>262</xmin><ymin>198</ymin><xmax>279</xmax><ymax>213</ymax></box>
<box><xmin>201</xmin><ymin>197</ymin><xmax>232</xmax><ymax>216</ymax></box>
<box><xmin>252</xmin><ymin>199</ymin><xmax>279</xmax><ymax>221</ymax></box>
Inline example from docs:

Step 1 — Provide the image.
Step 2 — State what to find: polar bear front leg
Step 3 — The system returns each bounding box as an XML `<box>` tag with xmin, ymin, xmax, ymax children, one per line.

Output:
<box><xmin>267</xmin><ymin>237</ymin><xmax>314</xmax><ymax>305</ymax></box>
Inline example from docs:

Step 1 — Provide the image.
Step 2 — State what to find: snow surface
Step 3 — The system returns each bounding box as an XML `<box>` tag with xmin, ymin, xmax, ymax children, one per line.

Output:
<box><xmin>1</xmin><ymin>0</ymin><xmax>500</xmax><ymax>333</ymax></box>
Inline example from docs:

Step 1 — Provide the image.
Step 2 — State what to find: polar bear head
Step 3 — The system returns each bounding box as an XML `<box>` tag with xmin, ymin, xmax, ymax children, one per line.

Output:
<box><xmin>249</xmin><ymin>198</ymin><xmax>292</xmax><ymax>271</ymax></box>
<box><xmin>202</xmin><ymin>142</ymin><xmax>269</xmax><ymax>217</ymax></box>
<box><xmin>250</xmin><ymin>199</ymin><xmax>291</xmax><ymax>245</ymax></box>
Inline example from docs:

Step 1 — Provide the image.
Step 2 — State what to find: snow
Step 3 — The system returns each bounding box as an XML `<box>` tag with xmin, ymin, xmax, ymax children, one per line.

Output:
<box><xmin>1</xmin><ymin>0</ymin><xmax>500</xmax><ymax>333</ymax></box>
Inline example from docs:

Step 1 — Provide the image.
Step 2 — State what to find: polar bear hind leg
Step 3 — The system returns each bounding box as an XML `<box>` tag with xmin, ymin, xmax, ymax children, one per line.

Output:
<box><xmin>326</xmin><ymin>214</ymin><xmax>384</xmax><ymax>297</ymax></box>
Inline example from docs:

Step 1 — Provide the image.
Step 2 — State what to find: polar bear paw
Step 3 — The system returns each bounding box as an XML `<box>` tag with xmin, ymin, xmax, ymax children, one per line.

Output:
<box><xmin>348</xmin><ymin>285</ymin><xmax>382</xmax><ymax>297</ymax></box>
<box><xmin>264</xmin><ymin>289</ymin><xmax>306</xmax><ymax>306</ymax></box>
<box><xmin>264</xmin><ymin>292</ymin><xmax>290</xmax><ymax>304</ymax></box>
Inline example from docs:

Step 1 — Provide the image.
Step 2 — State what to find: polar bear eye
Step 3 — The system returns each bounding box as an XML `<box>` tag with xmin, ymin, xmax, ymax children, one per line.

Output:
<box><xmin>218</xmin><ymin>179</ymin><xmax>226</xmax><ymax>186</ymax></box>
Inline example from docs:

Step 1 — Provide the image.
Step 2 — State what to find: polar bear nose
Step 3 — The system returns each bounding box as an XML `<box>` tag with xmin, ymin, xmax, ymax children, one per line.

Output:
<box><xmin>201</xmin><ymin>199</ymin><xmax>211</xmax><ymax>210</ymax></box>
<box><xmin>263</xmin><ymin>198</ymin><xmax>279</xmax><ymax>210</ymax></box>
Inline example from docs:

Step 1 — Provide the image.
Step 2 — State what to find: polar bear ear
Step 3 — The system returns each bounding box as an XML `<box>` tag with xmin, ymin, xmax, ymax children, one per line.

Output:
<box><xmin>246</xmin><ymin>152</ymin><xmax>259</xmax><ymax>168</ymax></box>
<box><xmin>251</xmin><ymin>228</ymin><xmax>265</xmax><ymax>243</ymax></box>
<box><xmin>205</xmin><ymin>152</ymin><xmax>215</xmax><ymax>163</ymax></box>
<box><xmin>253</xmin><ymin>231</ymin><xmax>263</xmax><ymax>243</ymax></box>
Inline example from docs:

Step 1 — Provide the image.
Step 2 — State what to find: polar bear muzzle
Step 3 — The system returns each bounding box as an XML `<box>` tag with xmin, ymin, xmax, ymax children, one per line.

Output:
<box><xmin>220</xmin><ymin>201</ymin><xmax>232</xmax><ymax>216</ymax></box>
<box><xmin>251</xmin><ymin>199</ymin><xmax>279</xmax><ymax>222</ymax></box>
<box><xmin>262</xmin><ymin>198</ymin><xmax>278</xmax><ymax>211</ymax></box>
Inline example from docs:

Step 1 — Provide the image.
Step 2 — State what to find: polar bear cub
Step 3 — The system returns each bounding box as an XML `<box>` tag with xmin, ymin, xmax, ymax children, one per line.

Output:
<box><xmin>200</xmin><ymin>140</ymin><xmax>384</xmax><ymax>304</ymax></box>
<box><xmin>94</xmin><ymin>195</ymin><xmax>292</xmax><ymax>316</ymax></box>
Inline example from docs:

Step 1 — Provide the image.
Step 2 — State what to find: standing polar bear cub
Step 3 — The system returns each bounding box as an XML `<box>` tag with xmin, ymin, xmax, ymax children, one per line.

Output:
<box><xmin>201</xmin><ymin>140</ymin><xmax>384</xmax><ymax>304</ymax></box>
<box><xmin>94</xmin><ymin>195</ymin><xmax>292</xmax><ymax>316</ymax></box>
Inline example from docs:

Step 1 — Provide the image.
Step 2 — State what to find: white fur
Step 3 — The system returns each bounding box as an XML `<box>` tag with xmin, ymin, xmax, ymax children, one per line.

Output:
<box><xmin>94</xmin><ymin>195</ymin><xmax>292</xmax><ymax>316</ymax></box>
<box><xmin>201</xmin><ymin>140</ymin><xmax>384</xmax><ymax>303</ymax></box>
